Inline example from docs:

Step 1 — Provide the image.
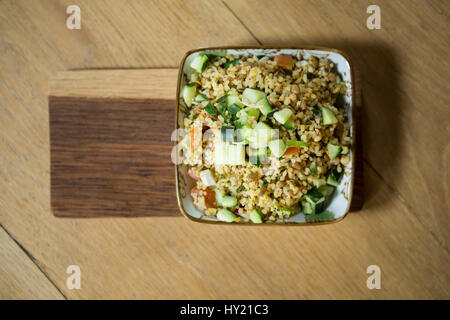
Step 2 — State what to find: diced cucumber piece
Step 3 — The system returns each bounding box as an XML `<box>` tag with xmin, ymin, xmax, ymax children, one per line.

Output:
<box><xmin>318</xmin><ymin>185</ymin><xmax>335</xmax><ymax>198</ymax></box>
<box><xmin>247</xmin><ymin>136</ymin><xmax>266</xmax><ymax>149</ymax></box>
<box><xmin>195</xmin><ymin>93</ymin><xmax>208</xmax><ymax>102</ymax></box>
<box><xmin>221</xmin><ymin>126</ymin><xmax>235</xmax><ymax>142</ymax></box>
<box><xmin>314</xmin><ymin>201</ymin><xmax>328</xmax><ymax>214</ymax></box>
<box><xmin>242</xmin><ymin>88</ymin><xmax>272</xmax><ymax>116</ymax></box>
<box><xmin>226</xmin><ymin>95</ymin><xmax>240</xmax><ymax>107</ymax></box>
<box><xmin>215</xmin><ymin>189</ymin><xmax>224</xmax><ymax>206</ymax></box>
<box><xmin>217</xmin><ymin>208</ymin><xmax>239</xmax><ymax>223</ymax></box>
<box><xmin>256</xmin><ymin>97</ymin><xmax>273</xmax><ymax>116</ymax></box>
<box><xmin>228</xmin><ymin>103</ymin><xmax>242</xmax><ymax>121</ymax></box>
<box><xmin>308</xmin><ymin>200</ymin><xmax>324</xmax><ymax>214</ymax></box>
<box><xmin>247</xmin><ymin>122</ymin><xmax>274</xmax><ymax>148</ymax></box>
<box><xmin>204</xmin><ymin>103</ymin><xmax>217</xmax><ymax>116</ymax></box>
<box><xmin>248</xmin><ymin>122</ymin><xmax>275</xmax><ymax>148</ymax></box>
<box><xmin>308</xmin><ymin>202</ymin><xmax>320</xmax><ymax>214</ymax></box>
<box><xmin>235</xmin><ymin>119</ymin><xmax>246</xmax><ymax>130</ymax></box>
<box><xmin>305</xmin><ymin>194</ymin><xmax>325</xmax><ymax>207</ymax></box>
<box><xmin>332</xmin><ymin>169</ymin><xmax>343</xmax><ymax>181</ymax></box>
<box><xmin>235</xmin><ymin>110</ymin><xmax>249</xmax><ymax>129</ymax></box>
<box><xmin>301</xmin><ymin>200</ymin><xmax>313</xmax><ymax>214</ymax></box>
<box><xmin>255</xmin><ymin>123</ymin><xmax>275</xmax><ymax>141</ymax></box>
<box><xmin>286</xmin><ymin>140</ymin><xmax>309</xmax><ymax>148</ymax></box>
<box><xmin>242</xmin><ymin>88</ymin><xmax>266</xmax><ymax>104</ymax></box>
<box><xmin>309</xmin><ymin>161</ymin><xmax>317</xmax><ymax>176</ymax></box>
<box><xmin>238</xmin><ymin>125</ymin><xmax>253</xmax><ymax>140</ymax></box>
<box><xmin>273</xmin><ymin>108</ymin><xmax>293</xmax><ymax>125</ymax></box>
<box><xmin>214</xmin><ymin>140</ymin><xmax>245</xmax><ymax>165</ymax></box>
<box><xmin>327</xmin><ymin>169</ymin><xmax>342</xmax><ymax>187</ymax></box>
<box><xmin>305</xmin><ymin>187</ymin><xmax>325</xmax><ymax>204</ymax></box>
<box><xmin>303</xmin><ymin>185</ymin><xmax>334</xmax><ymax>214</ymax></box>
<box><xmin>218</xmin><ymin>103</ymin><xmax>228</xmax><ymax>120</ymax></box>
<box><xmin>221</xmin><ymin>195</ymin><xmax>238</xmax><ymax>208</ymax></box>
<box><xmin>321</xmin><ymin>106</ymin><xmax>338</xmax><ymax>125</ymax></box>
<box><xmin>327</xmin><ymin>175</ymin><xmax>339</xmax><ymax>187</ymax></box>
<box><xmin>190</xmin><ymin>54</ymin><xmax>209</xmax><ymax>73</ymax></box>
<box><xmin>254</xmin><ymin>121</ymin><xmax>273</xmax><ymax>132</ymax></box>
<box><xmin>282</xmin><ymin>117</ymin><xmax>295</xmax><ymax>129</ymax></box>
<box><xmin>182</xmin><ymin>84</ymin><xmax>196</xmax><ymax>107</ymax></box>
<box><xmin>237</xmin><ymin>109</ymin><xmax>249</xmax><ymax>121</ymax></box>
<box><xmin>216</xmin><ymin>95</ymin><xmax>228</xmax><ymax>104</ymax></box>
<box><xmin>268</xmin><ymin>139</ymin><xmax>287</xmax><ymax>158</ymax></box>
<box><xmin>249</xmin><ymin>209</ymin><xmax>263</xmax><ymax>223</ymax></box>
<box><xmin>235</xmin><ymin>102</ymin><xmax>245</xmax><ymax>109</ymax></box>
<box><xmin>327</xmin><ymin>143</ymin><xmax>342</xmax><ymax>160</ymax></box>
<box><xmin>246</xmin><ymin>107</ymin><xmax>260</xmax><ymax>120</ymax></box>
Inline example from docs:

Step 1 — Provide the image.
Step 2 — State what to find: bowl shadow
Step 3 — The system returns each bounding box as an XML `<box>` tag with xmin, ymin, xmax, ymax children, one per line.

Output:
<box><xmin>259</xmin><ymin>39</ymin><xmax>401</xmax><ymax>211</ymax></box>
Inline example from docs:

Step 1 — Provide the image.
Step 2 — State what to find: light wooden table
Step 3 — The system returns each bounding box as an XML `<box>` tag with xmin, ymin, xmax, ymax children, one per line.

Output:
<box><xmin>0</xmin><ymin>0</ymin><xmax>449</xmax><ymax>299</ymax></box>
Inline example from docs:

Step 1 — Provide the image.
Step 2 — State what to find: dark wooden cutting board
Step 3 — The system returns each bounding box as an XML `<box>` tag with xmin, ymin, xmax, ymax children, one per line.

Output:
<box><xmin>49</xmin><ymin>69</ymin><xmax>180</xmax><ymax>217</ymax></box>
<box><xmin>49</xmin><ymin>68</ymin><xmax>363</xmax><ymax>218</ymax></box>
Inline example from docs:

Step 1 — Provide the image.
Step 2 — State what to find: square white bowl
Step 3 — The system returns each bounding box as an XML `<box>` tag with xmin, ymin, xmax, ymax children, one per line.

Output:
<box><xmin>175</xmin><ymin>46</ymin><xmax>355</xmax><ymax>225</ymax></box>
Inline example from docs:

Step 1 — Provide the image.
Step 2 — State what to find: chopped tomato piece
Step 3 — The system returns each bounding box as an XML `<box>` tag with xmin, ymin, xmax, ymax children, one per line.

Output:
<box><xmin>187</xmin><ymin>166</ymin><xmax>201</xmax><ymax>181</ymax></box>
<box><xmin>189</xmin><ymin>128</ymin><xmax>195</xmax><ymax>151</ymax></box>
<box><xmin>275</xmin><ymin>54</ymin><xmax>294</xmax><ymax>70</ymax></box>
<box><xmin>190</xmin><ymin>186</ymin><xmax>216</xmax><ymax>208</ymax></box>
<box><xmin>188</xmin><ymin>127</ymin><xmax>202</xmax><ymax>151</ymax></box>
<box><xmin>283</xmin><ymin>147</ymin><xmax>300</xmax><ymax>156</ymax></box>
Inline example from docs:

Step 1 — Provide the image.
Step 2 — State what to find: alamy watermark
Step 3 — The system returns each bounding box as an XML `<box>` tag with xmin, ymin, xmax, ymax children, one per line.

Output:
<box><xmin>66</xmin><ymin>265</ymin><xmax>81</xmax><ymax>289</ymax></box>
<box><xmin>66</xmin><ymin>5</ymin><xmax>81</xmax><ymax>30</ymax></box>
<box><xmin>366</xmin><ymin>265</ymin><xmax>381</xmax><ymax>289</ymax></box>
<box><xmin>366</xmin><ymin>5</ymin><xmax>381</xmax><ymax>30</ymax></box>
<box><xmin>171</xmin><ymin>126</ymin><xmax>285</xmax><ymax>168</ymax></box>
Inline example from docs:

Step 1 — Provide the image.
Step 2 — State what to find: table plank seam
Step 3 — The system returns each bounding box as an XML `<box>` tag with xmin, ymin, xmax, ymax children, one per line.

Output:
<box><xmin>0</xmin><ymin>224</ymin><xmax>68</xmax><ymax>300</ymax></box>
<box><xmin>221</xmin><ymin>0</ymin><xmax>262</xmax><ymax>45</ymax></box>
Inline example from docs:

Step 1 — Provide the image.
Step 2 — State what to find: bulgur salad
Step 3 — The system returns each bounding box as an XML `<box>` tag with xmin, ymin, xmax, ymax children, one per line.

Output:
<box><xmin>178</xmin><ymin>51</ymin><xmax>351</xmax><ymax>223</ymax></box>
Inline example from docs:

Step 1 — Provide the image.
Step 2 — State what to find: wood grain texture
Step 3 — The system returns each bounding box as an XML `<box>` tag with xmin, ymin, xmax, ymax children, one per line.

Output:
<box><xmin>49</xmin><ymin>69</ymin><xmax>178</xmax><ymax>99</ymax></box>
<box><xmin>0</xmin><ymin>0</ymin><xmax>449</xmax><ymax>299</ymax></box>
<box><xmin>0</xmin><ymin>227</ymin><xmax>65</xmax><ymax>299</ymax></box>
<box><xmin>49</xmin><ymin>70</ymin><xmax>180</xmax><ymax>217</ymax></box>
<box><xmin>50</xmin><ymin>96</ymin><xmax>177</xmax><ymax>217</ymax></box>
<box><xmin>224</xmin><ymin>0</ymin><xmax>450</xmax><ymax>248</ymax></box>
